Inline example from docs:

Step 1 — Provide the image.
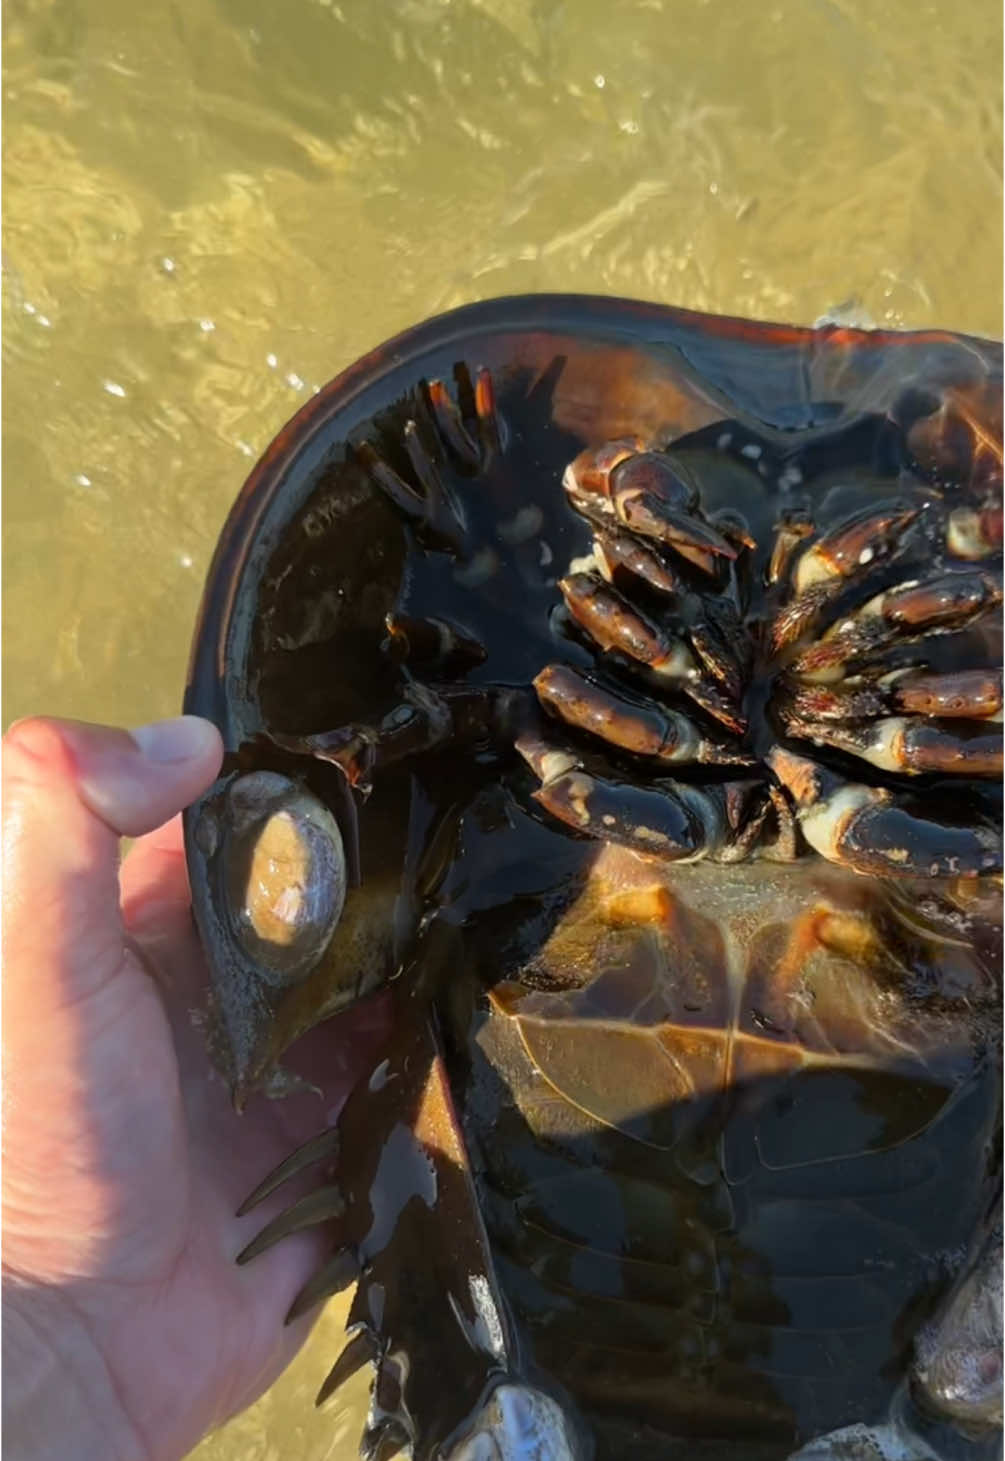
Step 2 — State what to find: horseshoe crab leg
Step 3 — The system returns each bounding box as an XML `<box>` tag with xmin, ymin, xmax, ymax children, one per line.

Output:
<box><xmin>771</xmin><ymin>500</ymin><xmax>921</xmax><ymax>651</ymax></box>
<box><xmin>558</xmin><ymin>572</ymin><xmax>746</xmax><ymax>732</ymax></box>
<box><xmin>590</xmin><ymin>535</ymin><xmax>748</xmax><ymax>696</ymax></box>
<box><xmin>790</xmin><ymin>567</ymin><xmax>1004</xmax><ymax>681</ymax></box>
<box><xmin>709</xmin><ymin>507</ymin><xmax>757</xmax><ymax>554</ymax></box>
<box><xmin>687</xmin><ymin>608</ymin><xmax>748</xmax><ymax>699</ymax></box>
<box><xmin>780</xmin><ymin>667</ymin><xmax>1004</xmax><ymax>723</ymax></box>
<box><xmin>355</xmin><ymin>368</ymin><xmax>504</xmax><ymax>555</ymax></box>
<box><xmin>767</xmin><ymin>507</ymin><xmax>815</xmax><ymax>587</ymax></box>
<box><xmin>269</xmin><ymin>683</ymin><xmax>527</xmax><ymax>793</ymax></box>
<box><xmin>613</xmin><ymin>488</ymin><xmax>739</xmax><ymax>568</ymax></box>
<box><xmin>767</xmin><ymin>746</ymin><xmax>1002</xmax><ymax>878</ymax></box>
<box><xmin>382</xmin><ymin>611</ymin><xmax>488</xmax><ymax>674</ymax></box>
<box><xmin>893</xmin><ymin>379</ymin><xmax>1004</xmax><ymax>491</ymax></box>
<box><xmin>564</xmin><ymin>442</ymin><xmax>737</xmax><ymax>574</ymax></box>
<box><xmin>778</xmin><ymin>710</ymin><xmax>1003</xmax><ymax>778</ymax></box>
<box><xmin>592</xmin><ymin>523</ymin><xmax>684</xmax><ymax>597</ymax></box>
<box><xmin>516</xmin><ymin>733</ymin><xmax>759</xmax><ymax>863</ymax></box>
<box><xmin>764</xmin><ymin>781</ymin><xmax>800</xmax><ymax>862</ymax></box>
<box><xmin>472</xmin><ymin>364</ymin><xmax>503</xmax><ymax>452</ymax></box>
<box><xmin>533</xmin><ymin>664</ymin><xmax>752</xmax><ymax>766</ymax></box>
<box><xmin>424</xmin><ymin>364</ymin><xmax>503</xmax><ymax>464</ymax></box>
<box><xmin>424</xmin><ymin>377</ymin><xmax>480</xmax><ymax>468</ymax></box>
<box><xmin>891</xmin><ymin>666</ymin><xmax>1004</xmax><ymax>719</ymax></box>
<box><xmin>562</xmin><ymin>436</ymin><xmax>645</xmax><ymax>497</ymax></box>
<box><xmin>356</xmin><ymin>437</ymin><xmax>466</xmax><ymax>554</ymax></box>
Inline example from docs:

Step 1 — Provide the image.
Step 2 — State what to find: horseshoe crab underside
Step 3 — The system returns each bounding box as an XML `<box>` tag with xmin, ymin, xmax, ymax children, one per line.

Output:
<box><xmin>184</xmin><ymin>296</ymin><xmax>1003</xmax><ymax>1461</ymax></box>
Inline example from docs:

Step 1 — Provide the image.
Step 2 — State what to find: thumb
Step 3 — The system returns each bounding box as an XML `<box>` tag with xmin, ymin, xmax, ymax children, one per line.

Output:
<box><xmin>3</xmin><ymin>715</ymin><xmax>223</xmax><ymax>1014</ymax></box>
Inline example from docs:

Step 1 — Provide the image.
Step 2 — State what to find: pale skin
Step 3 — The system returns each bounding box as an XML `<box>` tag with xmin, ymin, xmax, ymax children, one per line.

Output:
<box><xmin>2</xmin><ymin>716</ymin><xmax>388</xmax><ymax>1461</ymax></box>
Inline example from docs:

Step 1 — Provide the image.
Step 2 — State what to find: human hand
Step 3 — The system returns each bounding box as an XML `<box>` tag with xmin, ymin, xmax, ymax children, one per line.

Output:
<box><xmin>2</xmin><ymin>717</ymin><xmax>387</xmax><ymax>1461</ymax></box>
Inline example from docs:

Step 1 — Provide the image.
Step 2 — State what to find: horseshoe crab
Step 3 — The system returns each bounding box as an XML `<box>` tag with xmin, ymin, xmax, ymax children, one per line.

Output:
<box><xmin>184</xmin><ymin>296</ymin><xmax>1003</xmax><ymax>1461</ymax></box>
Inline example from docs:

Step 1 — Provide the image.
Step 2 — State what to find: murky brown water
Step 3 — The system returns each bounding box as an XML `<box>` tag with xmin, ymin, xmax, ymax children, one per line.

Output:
<box><xmin>3</xmin><ymin>0</ymin><xmax>1002</xmax><ymax>1456</ymax></box>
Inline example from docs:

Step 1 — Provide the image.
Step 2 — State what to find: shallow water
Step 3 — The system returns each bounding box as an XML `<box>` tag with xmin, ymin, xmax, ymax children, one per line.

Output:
<box><xmin>3</xmin><ymin>1</ymin><xmax>1002</xmax><ymax>1457</ymax></box>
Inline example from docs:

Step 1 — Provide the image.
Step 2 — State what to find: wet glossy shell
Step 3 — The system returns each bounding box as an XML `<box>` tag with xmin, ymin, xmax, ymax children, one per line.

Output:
<box><xmin>183</xmin><ymin>296</ymin><xmax>1003</xmax><ymax>1460</ymax></box>
<box><xmin>184</xmin><ymin>294</ymin><xmax>1002</xmax><ymax>1084</ymax></box>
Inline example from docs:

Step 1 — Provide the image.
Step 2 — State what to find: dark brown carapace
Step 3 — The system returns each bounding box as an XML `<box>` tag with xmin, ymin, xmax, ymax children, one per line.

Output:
<box><xmin>184</xmin><ymin>298</ymin><xmax>1003</xmax><ymax>1461</ymax></box>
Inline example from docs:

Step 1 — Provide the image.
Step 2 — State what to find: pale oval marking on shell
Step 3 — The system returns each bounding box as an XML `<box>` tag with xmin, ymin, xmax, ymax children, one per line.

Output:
<box><xmin>498</xmin><ymin>504</ymin><xmax>544</xmax><ymax>545</ymax></box>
